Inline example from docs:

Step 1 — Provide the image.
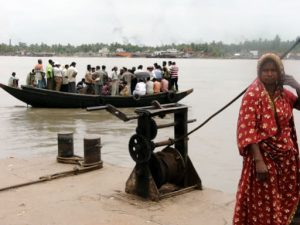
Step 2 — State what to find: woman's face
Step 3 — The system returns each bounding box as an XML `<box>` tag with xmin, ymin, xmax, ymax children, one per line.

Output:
<box><xmin>259</xmin><ymin>61</ymin><xmax>279</xmax><ymax>86</ymax></box>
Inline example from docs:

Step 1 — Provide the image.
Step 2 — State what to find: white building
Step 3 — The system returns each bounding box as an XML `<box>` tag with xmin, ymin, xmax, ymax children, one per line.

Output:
<box><xmin>98</xmin><ymin>47</ymin><xmax>110</xmax><ymax>56</ymax></box>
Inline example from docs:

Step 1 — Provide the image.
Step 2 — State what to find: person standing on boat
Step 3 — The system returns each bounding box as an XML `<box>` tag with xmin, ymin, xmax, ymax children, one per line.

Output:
<box><xmin>146</xmin><ymin>66</ymin><xmax>155</xmax><ymax>80</ymax></box>
<box><xmin>67</xmin><ymin>62</ymin><xmax>78</xmax><ymax>93</ymax></box>
<box><xmin>92</xmin><ymin>65</ymin><xmax>103</xmax><ymax>95</ymax></box>
<box><xmin>85</xmin><ymin>64</ymin><xmax>95</xmax><ymax>94</ymax></box>
<box><xmin>8</xmin><ymin>72</ymin><xmax>19</xmax><ymax>87</ymax></box>
<box><xmin>121</xmin><ymin>67</ymin><xmax>134</xmax><ymax>95</ymax></box>
<box><xmin>131</xmin><ymin>67</ymin><xmax>138</xmax><ymax>94</ymax></box>
<box><xmin>135</xmin><ymin>65</ymin><xmax>143</xmax><ymax>73</ymax></box>
<box><xmin>53</xmin><ymin>62</ymin><xmax>63</xmax><ymax>91</ymax></box>
<box><xmin>233</xmin><ymin>53</ymin><xmax>300</xmax><ymax>225</ymax></box>
<box><xmin>167</xmin><ymin>61</ymin><xmax>173</xmax><ymax>71</ymax></box>
<box><xmin>110</xmin><ymin>66</ymin><xmax>119</xmax><ymax>96</ymax></box>
<box><xmin>100</xmin><ymin>65</ymin><xmax>110</xmax><ymax>95</ymax></box>
<box><xmin>26</xmin><ymin>69</ymin><xmax>36</xmax><ymax>86</ymax></box>
<box><xmin>162</xmin><ymin>62</ymin><xmax>171</xmax><ymax>90</ymax></box>
<box><xmin>153</xmin><ymin>64</ymin><xmax>162</xmax><ymax>81</ymax></box>
<box><xmin>170</xmin><ymin>61</ymin><xmax>179</xmax><ymax>91</ymax></box>
<box><xmin>61</xmin><ymin>64</ymin><xmax>69</xmax><ymax>92</ymax></box>
<box><xmin>34</xmin><ymin>59</ymin><xmax>44</xmax><ymax>89</ymax></box>
<box><xmin>101</xmin><ymin>65</ymin><xmax>109</xmax><ymax>84</ymax></box>
<box><xmin>46</xmin><ymin>59</ymin><xmax>54</xmax><ymax>90</ymax></box>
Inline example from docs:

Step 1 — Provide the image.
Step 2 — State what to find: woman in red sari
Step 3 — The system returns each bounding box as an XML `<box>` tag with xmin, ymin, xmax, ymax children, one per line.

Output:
<box><xmin>233</xmin><ymin>53</ymin><xmax>300</xmax><ymax>225</ymax></box>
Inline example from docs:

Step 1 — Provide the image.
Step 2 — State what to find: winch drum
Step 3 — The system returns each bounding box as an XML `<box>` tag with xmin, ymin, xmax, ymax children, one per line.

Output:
<box><xmin>149</xmin><ymin>147</ymin><xmax>185</xmax><ymax>188</ymax></box>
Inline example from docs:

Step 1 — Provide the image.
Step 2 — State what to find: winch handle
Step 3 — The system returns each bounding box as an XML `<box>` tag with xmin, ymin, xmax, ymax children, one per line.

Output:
<box><xmin>86</xmin><ymin>105</ymin><xmax>108</xmax><ymax>111</ymax></box>
<box><xmin>87</xmin><ymin>104</ymin><xmax>138</xmax><ymax>122</ymax></box>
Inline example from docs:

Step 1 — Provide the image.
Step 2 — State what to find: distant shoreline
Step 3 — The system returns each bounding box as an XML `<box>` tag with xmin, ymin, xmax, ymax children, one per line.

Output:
<box><xmin>1</xmin><ymin>35</ymin><xmax>299</xmax><ymax>59</ymax></box>
<box><xmin>0</xmin><ymin>53</ymin><xmax>293</xmax><ymax>60</ymax></box>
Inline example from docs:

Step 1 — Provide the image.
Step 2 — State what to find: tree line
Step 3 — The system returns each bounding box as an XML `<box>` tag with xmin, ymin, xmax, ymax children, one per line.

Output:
<box><xmin>0</xmin><ymin>35</ymin><xmax>299</xmax><ymax>57</ymax></box>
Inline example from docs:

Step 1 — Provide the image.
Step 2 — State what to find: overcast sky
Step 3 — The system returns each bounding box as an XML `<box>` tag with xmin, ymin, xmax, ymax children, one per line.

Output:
<box><xmin>0</xmin><ymin>0</ymin><xmax>299</xmax><ymax>46</ymax></box>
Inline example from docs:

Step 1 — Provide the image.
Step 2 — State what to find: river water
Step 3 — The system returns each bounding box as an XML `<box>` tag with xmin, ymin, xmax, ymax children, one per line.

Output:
<box><xmin>0</xmin><ymin>56</ymin><xmax>299</xmax><ymax>194</ymax></box>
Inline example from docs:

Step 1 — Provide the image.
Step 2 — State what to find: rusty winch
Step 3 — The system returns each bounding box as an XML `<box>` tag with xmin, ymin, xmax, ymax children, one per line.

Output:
<box><xmin>88</xmin><ymin>102</ymin><xmax>202</xmax><ymax>201</ymax></box>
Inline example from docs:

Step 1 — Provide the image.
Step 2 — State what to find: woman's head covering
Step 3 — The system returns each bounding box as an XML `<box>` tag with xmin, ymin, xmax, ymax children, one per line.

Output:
<box><xmin>257</xmin><ymin>53</ymin><xmax>285</xmax><ymax>78</ymax></box>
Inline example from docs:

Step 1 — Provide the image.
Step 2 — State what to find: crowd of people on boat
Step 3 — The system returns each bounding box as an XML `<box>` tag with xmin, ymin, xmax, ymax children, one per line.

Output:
<box><xmin>10</xmin><ymin>59</ymin><xmax>180</xmax><ymax>96</ymax></box>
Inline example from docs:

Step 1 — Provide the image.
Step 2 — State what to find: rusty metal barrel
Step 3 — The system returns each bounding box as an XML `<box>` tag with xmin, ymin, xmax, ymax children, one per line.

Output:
<box><xmin>57</xmin><ymin>132</ymin><xmax>74</xmax><ymax>157</ymax></box>
<box><xmin>83</xmin><ymin>135</ymin><xmax>101</xmax><ymax>165</ymax></box>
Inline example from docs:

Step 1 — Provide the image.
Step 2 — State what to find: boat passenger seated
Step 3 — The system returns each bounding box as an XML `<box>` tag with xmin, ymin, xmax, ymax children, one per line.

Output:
<box><xmin>77</xmin><ymin>78</ymin><xmax>87</xmax><ymax>93</ymax></box>
<box><xmin>8</xmin><ymin>72</ymin><xmax>19</xmax><ymax>88</ymax></box>
<box><xmin>101</xmin><ymin>83</ymin><xmax>110</xmax><ymax>95</ymax></box>
<box><xmin>161</xmin><ymin>77</ymin><xmax>169</xmax><ymax>92</ymax></box>
<box><xmin>26</xmin><ymin>69</ymin><xmax>36</xmax><ymax>86</ymax></box>
<box><xmin>153</xmin><ymin>78</ymin><xmax>161</xmax><ymax>94</ymax></box>
<box><xmin>146</xmin><ymin>77</ymin><xmax>154</xmax><ymax>95</ymax></box>
<box><xmin>120</xmin><ymin>81</ymin><xmax>130</xmax><ymax>96</ymax></box>
<box><xmin>133</xmin><ymin>79</ymin><xmax>146</xmax><ymax>96</ymax></box>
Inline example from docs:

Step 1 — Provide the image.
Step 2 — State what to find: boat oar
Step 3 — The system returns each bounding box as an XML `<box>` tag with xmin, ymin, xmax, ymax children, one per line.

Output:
<box><xmin>168</xmin><ymin>36</ymin><xmax>300</xmax><ymax>146</ymax></box>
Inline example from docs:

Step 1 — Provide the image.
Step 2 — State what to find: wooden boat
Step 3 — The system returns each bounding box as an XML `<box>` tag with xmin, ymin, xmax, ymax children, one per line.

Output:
<box><xmin>0</xmin><ymin>83</ymin><xmax>193</xmax><ymax>108</ymax></box>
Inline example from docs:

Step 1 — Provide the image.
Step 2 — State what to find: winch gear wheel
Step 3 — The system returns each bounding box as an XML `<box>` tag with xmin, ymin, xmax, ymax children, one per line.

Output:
<box><xmin>128</xmin><ymin>134</ymin><xmax>152</xmax><ymax>163</ymax></box>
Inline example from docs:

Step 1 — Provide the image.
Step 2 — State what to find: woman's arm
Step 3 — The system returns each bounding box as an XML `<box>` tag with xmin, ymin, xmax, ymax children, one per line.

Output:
<box><xmin>294</xmin><ymin>89</ymin><xmax>300</xmax><ymax>109</ymax></box>
<box><xmin>249</xmin><ymin>143</ymin><xmax>268</xmax><ymax>181</ymax></box>
<box><xmin>284</xmin><ymin>74</ymin><xmax>300</xmax><ymax>110</ymax></box>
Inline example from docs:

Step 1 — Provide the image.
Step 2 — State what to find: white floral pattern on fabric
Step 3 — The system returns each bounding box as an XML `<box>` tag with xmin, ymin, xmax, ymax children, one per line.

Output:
<box><xmin>233</xmin><ymin>78</ymin><xmax>300</xmax><ymax>225</ymax></box>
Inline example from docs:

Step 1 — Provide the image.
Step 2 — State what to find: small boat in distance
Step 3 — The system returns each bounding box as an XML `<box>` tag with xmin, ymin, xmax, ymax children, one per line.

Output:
<box><xmin>0</xmin><ymin>83</ymin><xmax>193</xmax><ymax>108</ymax></box>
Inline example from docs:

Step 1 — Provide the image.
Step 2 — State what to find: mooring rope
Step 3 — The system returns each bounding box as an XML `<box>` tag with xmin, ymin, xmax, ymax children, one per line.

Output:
<box><xmin>0</xmin><ymin>160</ymin><xmax>103</xmax><ymax>192</ymax></box>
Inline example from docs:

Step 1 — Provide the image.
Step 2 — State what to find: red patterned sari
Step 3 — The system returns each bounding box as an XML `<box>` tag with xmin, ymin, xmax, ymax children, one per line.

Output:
<box><xmin>233</xmin><ymin>78</ymin><xmax>300</xmax><ymax>225</ymax></box>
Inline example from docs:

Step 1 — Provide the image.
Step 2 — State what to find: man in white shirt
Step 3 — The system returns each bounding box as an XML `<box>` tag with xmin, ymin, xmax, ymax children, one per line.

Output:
<box><xmin>8</xmin><ymin>72</ymin><xmax>19</xmax><ymax>87</ymax></box>
<box><xmin>134</xmin><ymin>65</ymin><xmax>143</xmax><ymax>74</ymax></box>
<box><xmin>53</xmin><ymin>62</ymin><xmax>63</xmax><ymax>91</ymax></box>
<box><xmin>146</xmin><ymin>77</ymin><xmax>154</xmax><ymax>95</ymax></box>
<box><xmin>66</xmin><ymin>62</ymin><xmax>78</xmax><ymax>93</ymax></box>
<box><xmin>61</xmin><ymin>64</ymin><xmax>69</xmax><ymax>92</ymax></box>
<box><xmin>133</xmin><ymin>79</ymin><xmax>146</xmax><ymax>96</ymax></box>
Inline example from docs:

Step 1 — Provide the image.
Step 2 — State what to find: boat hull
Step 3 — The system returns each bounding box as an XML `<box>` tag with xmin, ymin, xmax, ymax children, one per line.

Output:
<box><xmin>0</xmin><ymin>83</ymin><xmax>193</xmax><ymax>108</ymax></box>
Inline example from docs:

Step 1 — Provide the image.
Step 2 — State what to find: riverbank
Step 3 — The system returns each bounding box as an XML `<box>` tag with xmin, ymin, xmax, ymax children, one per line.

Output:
<box><xmin>0</xmin><ymin>154</ymin><xmax>235</xmax><ymax>225</ymax></box>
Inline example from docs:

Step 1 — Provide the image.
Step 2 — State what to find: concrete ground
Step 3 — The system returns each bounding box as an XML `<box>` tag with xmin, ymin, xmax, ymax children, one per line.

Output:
<box><xmin>0</xmin><ymin>154</ymin><xmax>235</xmax><ymax>225</ymax></box>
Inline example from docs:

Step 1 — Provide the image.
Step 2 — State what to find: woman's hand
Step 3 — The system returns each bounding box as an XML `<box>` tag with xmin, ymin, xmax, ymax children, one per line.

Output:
<box><xmin>249</xmin><ymin>143</ymin><xmax>269</xmax><ymax>181</ymax></box>
<box><xmin>255</xmin><ymin>159</ymin><xmax>268</xmax><ymax>181</ymax></box>
<box><xmin>283</xmin><ymin>74</ymin><xmax>300</xmax><ymax>90</ymax></box>
<box><xmin>284</xmin><ymin>74</ymin><xmax>300</xmax><ymax>110</ymax></box>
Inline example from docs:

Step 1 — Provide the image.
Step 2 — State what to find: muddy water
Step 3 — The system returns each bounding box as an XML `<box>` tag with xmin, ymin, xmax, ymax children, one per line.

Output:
<box><xmin>1</xmin><ymin>56</ymin><xmax>300</xmax><ymax>193</ymax></box>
